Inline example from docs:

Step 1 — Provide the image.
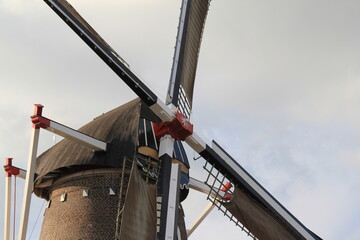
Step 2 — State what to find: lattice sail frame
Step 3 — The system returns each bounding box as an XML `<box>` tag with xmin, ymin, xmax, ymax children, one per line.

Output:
<box><xmin>203</xmin><ymin>161</ymin><xmax>257</xmax><ymax>239</ymax></box>
<box><xmin>177</xmin><ymin>86</ymin><xmax>192</xmax><ymax>119</ymax></box>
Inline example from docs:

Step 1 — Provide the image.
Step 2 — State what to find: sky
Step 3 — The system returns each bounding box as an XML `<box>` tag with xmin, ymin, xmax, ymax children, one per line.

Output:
<box><xmin>1</xmin><ymin>0</ymin><xmax>360</xmax><ymax>239</ymax></box>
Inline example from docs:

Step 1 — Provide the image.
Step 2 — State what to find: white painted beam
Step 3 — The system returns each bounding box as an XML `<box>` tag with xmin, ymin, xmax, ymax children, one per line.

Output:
<box><xmin>4</xmin><ymin>174</ymin><xmax>11</xmax><ymax>240</ymax></box>
<box><xmin>18</xmin><ymin>127</ymin><xmax>40</xmax><ymax>240</ymax></box>
<box><xmin>17</xmin><ymin>169</ymin><xmax>26</xmax><ymax>180</ymax></box>
<box><xmin>48</xmin><ymin>120</ymin><xmax>107</xmax><ymax>151</ymax></box>
<box><xmin>32</xmin><ymin>116</ymin><xmax>107</xmax><ymax>151</ymax></box>
<box><xmin>187</xmin><ymin>202</ymin><xmax>216</xmax><ymax>237</ymax></box>
<box><xmin>189</xmin><ymin>177</ymin><xmax>225</xmax><ymax>199</ymax></box>
<box><xmin>165</xmin><ymin>163</ymin><xmax>181</xmax><ymax>240</ymax></box>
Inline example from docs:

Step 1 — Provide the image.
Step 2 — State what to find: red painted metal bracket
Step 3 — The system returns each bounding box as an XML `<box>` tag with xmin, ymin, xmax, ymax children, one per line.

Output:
<box><xmin>3</xmin><ymin>158</ymin><xmax>20</xmax><ymax>177</ymax></box>
<box><xmin>153</xmin><ymin>111</ymin><xmax>193</xmax><ymax>141</ymax></box>
<box><xmin>4</xmin><ymin>165</ymin><xmax>20</xmax><ymax>177</ymax></box>
<box><xmin>31</xmin><ymin>116</ymin><xmax>51</xmax><ymax>129</ymax></box>
<box><xmin>31</xmin><ymin>104</ymin><xmax>46</xmax><ymax>129</ymax></box>
<box><xmin>29</xmin><ymin>104</ymin><xmax>107</xmax><ymax>151</ymax></box>
<box><xmin>221</xmin><ymin>181</ymin><xmax>233</xmax><ymax>201</ymax></box>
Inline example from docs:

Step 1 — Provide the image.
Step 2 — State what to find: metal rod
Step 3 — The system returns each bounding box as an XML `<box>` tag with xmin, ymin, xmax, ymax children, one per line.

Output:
<box><xmin>18</xmin><ymin>125</ymin><xmax>40</xmax><ymax>240</ymax></box>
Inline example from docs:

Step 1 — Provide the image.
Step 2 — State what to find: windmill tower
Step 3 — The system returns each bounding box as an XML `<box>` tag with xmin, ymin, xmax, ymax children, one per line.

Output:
<box><xmin>35</xmin><ymin>100</ymin><xmax>167</xmax><ymax>239</ymax></box>
<box><xmin>3</xmin><ymin>0</ymin><xmax>323</xmax><ymax>240</ymax></box>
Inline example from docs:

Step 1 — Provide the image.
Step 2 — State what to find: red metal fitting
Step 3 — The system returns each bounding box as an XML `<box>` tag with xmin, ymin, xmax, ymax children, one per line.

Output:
<box><xmin>6</xmin><ymin>157</ymin><xmax>12</xmax><ymax>166</ymax></box>
<box><xmin>153</xmin><ymin>111</ymin><xmax>193</xmax><ymax>141</ymax></box>
<box><xmin>4</xmin><ymin>158</ymin><xmax>17</xmax><ymax>177</ymax></box>
<box><xmin>221</xmin><ymin>181</ymin><xmax>233</xmax><ymax>200</ymax></box>
<box><xmin>221</xmin><ymin>182</ymin><xmax>233</xmax><ymax>192</ymax></box>
<box><xmin>31</xmin><ymin>116</ymin><xmax>51</xmax><ymax>129</ymax></box>
<box><xmin>224</xmin><ymin>193</ymin><xmax>232</xmax><ymax>201</ymax></box>
<box><xmin>34</xmin><ymin>104</ymin><xmax>44</xmax><ymax>116</ymax></box>
<box><xmin>32</xmin><ymin>104</ymin><xmax>45</xmax><ymax>129</ymax></box>
<box><xmin>4</xmin><ymin>166</ymin><xmax>20</xmax><ymax>177</ymax></box>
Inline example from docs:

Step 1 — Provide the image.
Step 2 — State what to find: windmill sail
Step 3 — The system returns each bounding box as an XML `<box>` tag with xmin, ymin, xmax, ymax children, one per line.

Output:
<box><xmin>43</xmin><ymin>0</ymin><xmax>158</xmax><ymax>107</ymax></box>
<box><xmin>222</xmin><ymin>189</ymin><xmax>320</xmax><ymax>240</ymax></box>
<box><xmin>166</xmin><ymin>0</ymin><xmax>210</xmax><ymax>118</ymax></box>
<box><xmin>197</xmin><ymin>141</ymin><xmax>322</xmax><ymax>240</ymax></box>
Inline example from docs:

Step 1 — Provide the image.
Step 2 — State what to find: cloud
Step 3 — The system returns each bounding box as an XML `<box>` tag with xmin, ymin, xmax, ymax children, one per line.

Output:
<box><xmin>286</xmin><ymin>169</ymin><xmax>360</xmax><ymax>239</ymax></box>
<box><xmin>339</xmin><ymin>148</ymin><xmax>360</xmax><ymax>170</ymax></box>
<box><xmin>0</xmin><ymin>0</ymin><xmax>45</xmax><ymax>16</ymax></box>
<box><xmin>193</xmin><ymin>0</ymin><xmax>360</xmax><ymax>131</ymax></box>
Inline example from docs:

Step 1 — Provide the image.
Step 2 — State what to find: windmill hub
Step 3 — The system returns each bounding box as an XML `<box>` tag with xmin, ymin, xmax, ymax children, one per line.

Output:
<box><xmin>153</xmin><ymin>111</ymin><xmax>193</xmax><ymax>141</ymax></box>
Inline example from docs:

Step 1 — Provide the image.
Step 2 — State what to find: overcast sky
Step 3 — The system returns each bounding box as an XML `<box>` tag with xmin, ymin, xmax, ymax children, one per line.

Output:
<box><xmin>1</xmin><ymin>0</ymin><xmax>360</xmax><ymax>239</ymax></box>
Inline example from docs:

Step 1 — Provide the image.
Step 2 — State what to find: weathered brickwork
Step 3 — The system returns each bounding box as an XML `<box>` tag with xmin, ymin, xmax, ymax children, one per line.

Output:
<box><xmin>40</xmin><ymin>168</ymin><xmax>127</xmax><ymax>240</ymax></box>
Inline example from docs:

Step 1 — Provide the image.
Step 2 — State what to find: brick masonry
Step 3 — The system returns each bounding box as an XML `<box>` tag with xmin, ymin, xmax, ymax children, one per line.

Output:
<box><xmin>40</xmin><ymin>168</ymin><xmax>127</xmax><ymax>240</ymax></box>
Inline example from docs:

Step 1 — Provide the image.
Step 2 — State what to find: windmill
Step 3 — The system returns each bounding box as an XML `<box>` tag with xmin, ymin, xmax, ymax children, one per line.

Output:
<box><xmin>3</xmin><ymin>0</ymin><xmax>323</xmax><ymax>240</ymax></box>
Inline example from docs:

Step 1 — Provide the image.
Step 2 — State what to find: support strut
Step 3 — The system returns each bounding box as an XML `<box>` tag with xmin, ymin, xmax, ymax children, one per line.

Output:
<box><xmin>4</xmin><ymin>158</ymin><xmax>13</xmax><ymax>240</ymax></box>
<box><xmin>18</xmin><ymin>105</ymin><xmax>42</xmax><ymax>240</ymax></box>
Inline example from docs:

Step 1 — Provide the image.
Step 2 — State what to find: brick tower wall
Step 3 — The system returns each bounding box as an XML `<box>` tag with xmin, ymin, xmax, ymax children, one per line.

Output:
<box><xmin>40</xmin><ymin>168</ymin><xmax>127</xmax><ymax>240</ymax></box>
